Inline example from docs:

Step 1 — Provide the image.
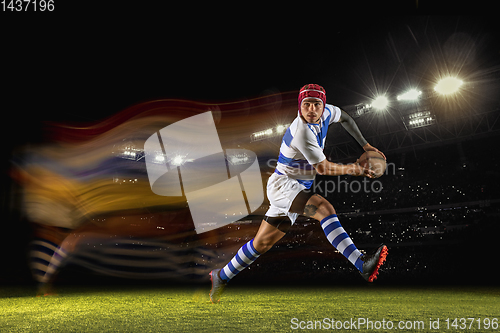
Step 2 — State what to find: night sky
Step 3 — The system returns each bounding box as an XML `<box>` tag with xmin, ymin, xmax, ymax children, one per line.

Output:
<box><xmin>3</xmin><ymin>11</ymin><xmax>499</xmax><ymax>126</ymax></box>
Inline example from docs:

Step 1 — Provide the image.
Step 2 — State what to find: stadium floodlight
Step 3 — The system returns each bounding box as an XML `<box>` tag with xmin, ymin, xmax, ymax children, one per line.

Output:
<box><xmin>434</xmin><ymin>77</ymin><xmax>463</xmax><ymax>95</ymax></box>
<box><xmin>407</xmin><ymin>110</ymin><xmax>435</xmax><ymax>129</ymax></box>
<box><xmin>397</xmin><ymin>89</ymin><xmax>422</xmax><ymax>101</ymax></box>
<box><xmin>228</xmin><ymin>152</ymin><xmax>250</xmax><ymax>165</ymax></box>
<box><xmin>251</xmin><ymin>127</ymin><xmax>274</xmax><ymax>141</ymax></box>
<box><xmin>251</xmin><ymin>123</ymin><xmax>290</xmax><ymax>142</ymax></box>
<box><xmin>372</xmin><ymin>96</ymin><xmax>389</xmax><ymax>110</ymax></box>
<box><xmin>171</xmin><ymin>155</ymin><xmax>185</xmax><ymax>166</ymax></box>
<box><xmin>276</xmin><ymin>124</ymin><xmax>287</xmax><ymax>133</ymax></box>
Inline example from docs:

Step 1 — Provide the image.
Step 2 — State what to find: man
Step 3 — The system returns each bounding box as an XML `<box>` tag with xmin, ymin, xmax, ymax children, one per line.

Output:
<box><xmin>209</xmin><ymin>84</ymin><xmax>388</xmax><ymax>303</ymax></box>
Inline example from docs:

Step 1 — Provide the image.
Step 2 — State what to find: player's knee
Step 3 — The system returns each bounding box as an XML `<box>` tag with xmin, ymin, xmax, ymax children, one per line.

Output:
<box><xmin>254</xmin><ymin>234</ymin><xmax>283</xmax><ymax>254</ymax></box>
<box><xmin>323</xmin><ymin>201</ymin><xmax>336</xmax><ymax>215</ymax></box>
<box><xmin>253</xmin><ymin>239</ymin><xmax>273</xmax><ymax>254</ymax></box>
<box><xmin>304</xmin><ymin>194</ymin><xmax>336</xmax><ymax>221</ymax></box>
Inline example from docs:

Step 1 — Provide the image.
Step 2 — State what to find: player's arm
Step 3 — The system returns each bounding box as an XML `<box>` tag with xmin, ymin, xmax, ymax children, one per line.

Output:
<box><xmin>338</xmin><ymin>109</ymin><xmax>386</xmax><ymax>160</ymax></box>
<box><xmin>313</xmin><ymin>158</ymin><xmax>375</xmax><ymax>178</ymax></box>
<box><xmin>294</xmin><ymin>118</ymin><xmax>374</xmax><ymax>178</ymax></box>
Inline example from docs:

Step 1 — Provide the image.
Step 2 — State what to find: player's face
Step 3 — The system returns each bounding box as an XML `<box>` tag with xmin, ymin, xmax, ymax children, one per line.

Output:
<box><xmin>300</xmin><ymin>98</ymin><xmax>323</xmax><ymax>123</ymax></box>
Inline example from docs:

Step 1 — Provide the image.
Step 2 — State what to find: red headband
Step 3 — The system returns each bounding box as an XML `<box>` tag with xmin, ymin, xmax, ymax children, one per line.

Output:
<box><xmin>298</xmin><ymin>84</ymin><xmax>326</xmax><ymax>110</ymax></box>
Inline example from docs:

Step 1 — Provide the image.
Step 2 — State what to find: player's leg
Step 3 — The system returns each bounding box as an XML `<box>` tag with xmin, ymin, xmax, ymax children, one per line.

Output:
<box><xmin>300</xmin><ymin>194</ymin><xmax>364</xmax><ymax>271</ymax></box>
<box><xmin>36</xmin><ymin>233</ymin><xmax>75</xmax><ymax>296</ymax></box>
<box><xmin>220</xmin><ymin>218</ymin><xmax>288</xmax><ymax>280</ymax></box>
<box><xmin>290</xmin><ymin>193</ymin><xmax>364</xmax><ymax>270</ymax></box>
<box><xmin>253</xmin><ymin>217</ymin><xmax>290</xmax><ymax>253</ymax></box>
<box><xmin>210</xmin><ymin>173</ymin><xmax>299</xmax><ymax>303</ymax></box>
<box><xmin>37</xmin><ymin>231</ymin><xmax>94</xmax><ymax>296</ymax></box>
<box><xmin>210</xmin><ymin>218</ymin><xmax>288</xmax><ymax>303</ymax></box>
<box><xmin>291</xmin><ymin>193</ymin><xmax>388</xmax><ymax>282</ymax></box>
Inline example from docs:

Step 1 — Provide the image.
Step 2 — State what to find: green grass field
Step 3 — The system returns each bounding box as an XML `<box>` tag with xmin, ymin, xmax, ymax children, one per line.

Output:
<box><xmin>1</xmin><ymin>284</ymin><xmax>499</xmax><ymax>332</ymax></box>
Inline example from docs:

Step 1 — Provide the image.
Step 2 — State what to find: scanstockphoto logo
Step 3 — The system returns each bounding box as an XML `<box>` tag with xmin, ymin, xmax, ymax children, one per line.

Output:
<box><xmin>144</xmin><ymin>111</ymin><xmax>264</xmax><ymax>234</ymax></box>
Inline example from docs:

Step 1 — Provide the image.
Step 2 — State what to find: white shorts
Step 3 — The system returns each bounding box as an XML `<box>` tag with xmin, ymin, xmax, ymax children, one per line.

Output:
<box><xmin>264</xmin><ymin>172</ymin><xmax>308</xmax><ymax>225</ymax></box>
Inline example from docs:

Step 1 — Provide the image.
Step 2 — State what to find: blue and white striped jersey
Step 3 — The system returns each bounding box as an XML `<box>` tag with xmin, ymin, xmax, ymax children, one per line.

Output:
<box><xmin>275</xmin><ymin>104</ymin><xmax>341</xmax><ymax>189</ymax></box>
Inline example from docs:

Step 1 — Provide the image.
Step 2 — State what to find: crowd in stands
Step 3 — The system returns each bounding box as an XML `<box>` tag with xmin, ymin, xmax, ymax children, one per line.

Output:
<box><xmin>322</xmin><ymin>138</ymin><xmax>500</xmax><ymax>213</ymax></box>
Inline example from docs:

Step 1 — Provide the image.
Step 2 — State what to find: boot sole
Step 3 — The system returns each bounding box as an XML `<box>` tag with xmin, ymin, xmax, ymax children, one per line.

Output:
<box><xmin>368</xmin><ymin>245</ymin><xmax>388</xmax><ymax>282</ymax></box>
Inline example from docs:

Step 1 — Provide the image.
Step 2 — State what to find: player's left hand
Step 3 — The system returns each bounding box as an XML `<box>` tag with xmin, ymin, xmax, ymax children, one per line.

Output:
<box><xmin>349</xmin><ymin>163</ymin><xmax>377</xmax><ymax>178</ymax></box>
<box><xmin>362</xmin><ymin>143</ymin><xmax>386</xmax><ymax>160</ymax></box>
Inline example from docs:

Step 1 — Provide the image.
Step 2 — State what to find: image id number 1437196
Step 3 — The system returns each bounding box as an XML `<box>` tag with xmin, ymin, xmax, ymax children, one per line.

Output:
<box><xmin>445</xmin><ymin>318</ymin><xmax>498</xmax><ymax>330</ymax></box>
<box><xmin>1</xmin><ymin>0</ymin><xmax>54</xmax><ymax>11</ymax></box>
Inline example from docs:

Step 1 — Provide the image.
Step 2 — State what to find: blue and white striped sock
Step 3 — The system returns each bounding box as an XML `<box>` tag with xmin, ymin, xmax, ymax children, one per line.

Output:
<box><xmin>219</xmin><ymin>239</ymin><xmax>261</xmax><ymax>282</ymax></box>
<box><xmin>41</xmin><ymin>247</ymin><xmax>68</xmax><ymax>284</ymax></box>
<box><xmin>321</xmin><ymin>214</ymin><xmax>364</xmax><ymax>272</ymax></box>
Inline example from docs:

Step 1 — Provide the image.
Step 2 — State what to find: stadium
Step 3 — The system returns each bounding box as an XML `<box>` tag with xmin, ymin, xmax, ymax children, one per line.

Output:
<box><xmin>2</xmin><ymin>13</ymin><xmax>500</xmax><ymax>333</ymax></box>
